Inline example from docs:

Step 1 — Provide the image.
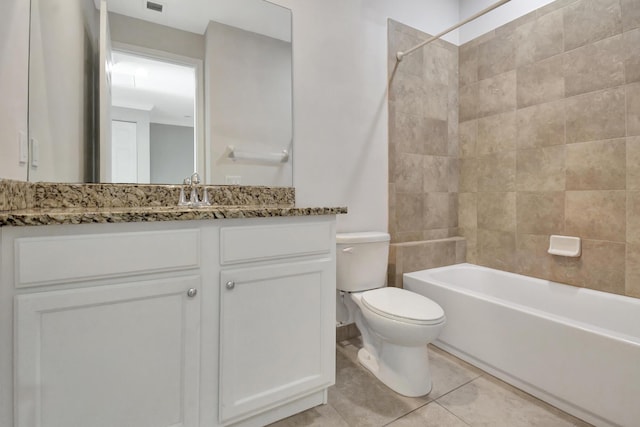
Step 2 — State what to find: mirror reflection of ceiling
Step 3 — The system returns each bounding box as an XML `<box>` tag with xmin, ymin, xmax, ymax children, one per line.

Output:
<box><xmin>111</xmin><ymin>52</ymin><xmax>196</xmax><ymax>127</ymax></box>
<box><xmin>100</xmin><ymin>0</ymin><xmax>292</xmax><ymax>41</ymax></box>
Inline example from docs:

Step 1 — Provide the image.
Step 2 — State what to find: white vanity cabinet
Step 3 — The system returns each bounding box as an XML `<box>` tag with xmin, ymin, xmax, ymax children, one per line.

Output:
<box><xmin>3</xmin><ymin>222</ymin><xmax>205</xmax><ymax>427</ymax></box>
<box><xmin>218</xmin><ymin>220</ymin><xmax>336</xmax><ymax>426</ymax></box>
<box><xmin>0</xmin><ymin>215</ymin><xmax>337</xmax><ymax>427</ymax></box>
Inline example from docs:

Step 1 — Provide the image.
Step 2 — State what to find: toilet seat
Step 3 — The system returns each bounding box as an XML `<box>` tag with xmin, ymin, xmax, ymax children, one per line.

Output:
<box><xmin>361</xmin><ymin>287</ymin><xmax>445</xmax><ymax>325</ymax></box>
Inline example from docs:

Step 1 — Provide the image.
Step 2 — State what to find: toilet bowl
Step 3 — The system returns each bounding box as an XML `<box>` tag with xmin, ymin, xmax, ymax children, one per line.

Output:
<box><xmin>337</xmin><ymin>232</ymin><xmax>446</xmax><ymax>397</ymax></box>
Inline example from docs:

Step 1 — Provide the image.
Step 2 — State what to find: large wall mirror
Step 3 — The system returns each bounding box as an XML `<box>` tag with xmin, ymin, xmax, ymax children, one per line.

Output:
<box><xmin>27</xmin><ymin>0</ymin><xmax>292</xmax><ymax>186</ymax></box>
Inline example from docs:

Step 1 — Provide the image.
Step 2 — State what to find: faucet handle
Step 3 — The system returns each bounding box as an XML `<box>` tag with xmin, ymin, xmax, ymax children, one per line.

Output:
<box><xmin>178</xmin><ymin>188</ymin><xmax>189</xmax><ymax>206</ymax></box>
<box><xmin>190</xmin><ymin>172</ymin><xmax>200</xmax><ymax>185</ymax></box>
<box><xmin>178</xmin><ymin>177</ymin><xmax>193</xmax><ymax>206</ymax></box>
<box><xmin>201</xmin><ymin>187</ymin><xmax>211</xmax><ymax>206</ymax></box>
<box><xmin>178</xmin><ymin>178</ymin><xmax>190</xmax><ymax>206</ymax></box>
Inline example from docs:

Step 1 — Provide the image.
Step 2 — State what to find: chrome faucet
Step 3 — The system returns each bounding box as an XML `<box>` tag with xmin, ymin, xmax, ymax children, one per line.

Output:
<box><xmin>178</xmin><ymin>173</ymin><xmax>210</xmax><ymax>207</ymax></box>
<box><xmin>190</xmin><ymin>173</ymin><xmax>201</xmax><ymax>205</ymax></box>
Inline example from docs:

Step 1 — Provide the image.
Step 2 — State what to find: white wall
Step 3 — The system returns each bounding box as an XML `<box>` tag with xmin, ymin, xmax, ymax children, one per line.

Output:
<box><xmin>150</xmin><ymin>123</ymin><xmax>195</xmax><ymax>184</ymax></box>
<box><xmin>206</xmin><ymin>21</ymin><xmax>293</xmax><ymax>187</ymax></box>
<box><xmin>269</xmin><ymin>0</ymin><xmax>460</xmax><ymax>233</ymax></box>
<box><xmin>459</xmin><ymin>0</ymin><xmax>557</xmax><ymax>44</ymax></box>
<box><xmin>0</xmin><ymin>0</ymin><xmax>29</xmax><ymax>181</ymax></box>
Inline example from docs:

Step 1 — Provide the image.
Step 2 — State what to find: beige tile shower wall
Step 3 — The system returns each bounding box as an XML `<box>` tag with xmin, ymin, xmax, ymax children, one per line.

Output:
<box><xmin>387</xmin><ymin>20</ymin><xmax>461</xmax><ymax>286</ymax></box>
<box><xmin>458</xmin><ymin>0</ymin><xmax>640</xmax><ymax>298</ymax></box>
<box><xmin>388</xmin><ymin>238</ymin><xmax>467</xmax><ymax>288</ymax></box>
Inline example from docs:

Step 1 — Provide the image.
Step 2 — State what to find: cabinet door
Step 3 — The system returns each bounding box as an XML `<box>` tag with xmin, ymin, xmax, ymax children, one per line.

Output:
<box><xmin>14</xmin><ymin>276</ymin><xmax>201</xmax><ymax>427</ymax></box>
<box><xmin>219</xmin><ymin>259</ymin><xmax>335</xmax><ymax>425</ymax></box>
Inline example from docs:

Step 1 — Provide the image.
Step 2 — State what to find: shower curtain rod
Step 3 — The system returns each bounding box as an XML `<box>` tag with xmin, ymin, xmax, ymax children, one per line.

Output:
<box><xmin>396</xmin><ymin>0</ymin><xmax>512</xmax><ymax>61</ymax></box>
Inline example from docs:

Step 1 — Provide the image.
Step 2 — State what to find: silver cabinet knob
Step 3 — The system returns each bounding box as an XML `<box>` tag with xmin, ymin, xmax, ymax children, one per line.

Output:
<box><xmin>187</xmin><ymin>288</ymin><xmax>198</xmax><ymax>298</ymax></box>
<box><xmin>225</xmin><ymin>281</ymin><xmax>235</xmax><ymax>290</ymax></box>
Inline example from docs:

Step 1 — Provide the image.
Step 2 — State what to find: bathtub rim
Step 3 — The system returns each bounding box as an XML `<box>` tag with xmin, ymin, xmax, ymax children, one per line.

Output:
<box><xmin>403</xmin><ymin>263</ymin><xmax>640</xmax><ymax>347</ymax></box>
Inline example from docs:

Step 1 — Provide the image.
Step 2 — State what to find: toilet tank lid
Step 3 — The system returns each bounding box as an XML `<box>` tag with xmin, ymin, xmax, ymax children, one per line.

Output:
<box><xmin>336</xmin><ymin>232</ymin><xmax>390</xmax><ymax>244</ymax></box>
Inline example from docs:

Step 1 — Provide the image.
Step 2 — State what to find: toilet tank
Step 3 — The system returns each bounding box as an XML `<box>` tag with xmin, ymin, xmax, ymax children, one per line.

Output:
<box><xmin>336</xmin><ymin>232</ymin><xmax>390</xmax><ymax>292</ymax></box>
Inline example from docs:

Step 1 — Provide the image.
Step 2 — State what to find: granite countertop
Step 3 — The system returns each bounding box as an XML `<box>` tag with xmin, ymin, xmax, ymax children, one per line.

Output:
<box><xmin>0</xmin><ymin>205</ymin><xmax>348</xmax><ymax>227</ymax></box>
<box><xmin>0</xmin><ymin>180</ymin><xmax>346</xmax><ymax>227</ymax></box>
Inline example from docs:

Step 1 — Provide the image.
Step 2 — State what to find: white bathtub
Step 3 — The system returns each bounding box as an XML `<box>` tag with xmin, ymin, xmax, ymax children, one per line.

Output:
<box><xmin>404</xmin><ymin>263</ymin><xmax>640</xmax><ymax>427</ymax></box>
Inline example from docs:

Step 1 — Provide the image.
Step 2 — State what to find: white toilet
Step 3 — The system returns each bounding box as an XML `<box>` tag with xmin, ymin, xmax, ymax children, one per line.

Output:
<box><xmin>336</xmin><ymin>231</ymin><xmax>446</xmax><ymax>397</ymax></box>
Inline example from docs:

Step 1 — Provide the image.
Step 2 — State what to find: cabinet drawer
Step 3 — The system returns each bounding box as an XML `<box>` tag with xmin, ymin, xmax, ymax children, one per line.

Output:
<box><xmin>220</xmin><ymin>221</ymin><xmax>332</xmax><ymax>265</ymax></box>
<box><xmin>15</xmin><ymin>230</ymin><xmax>200</xmax><ymax>288</ymax></box>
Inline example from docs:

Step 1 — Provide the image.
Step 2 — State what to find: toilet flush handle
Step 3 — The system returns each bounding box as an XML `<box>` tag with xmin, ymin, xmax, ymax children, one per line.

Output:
<box><xmin>342</xmin><ymin>247</ymin><xmax>354</xmax><ymax>253</ymax></box>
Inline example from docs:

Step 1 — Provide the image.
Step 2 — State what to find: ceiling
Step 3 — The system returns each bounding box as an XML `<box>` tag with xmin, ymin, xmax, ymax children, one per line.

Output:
<box><xmin>111</xmin><ymin>52</ymin><xmax>196</xmax><ymax>127</ymax></box>
<box><xmin>101</xmin><ymin>0</ymin><xmax>291</xmax><ymax>42</ymax></box>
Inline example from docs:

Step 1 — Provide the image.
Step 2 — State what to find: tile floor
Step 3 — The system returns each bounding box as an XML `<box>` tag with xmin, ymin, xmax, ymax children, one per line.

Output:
<box><xmin>269</xmin><ymin>338</ymin><xmax>593</xmax><ymax>427</ymax></box>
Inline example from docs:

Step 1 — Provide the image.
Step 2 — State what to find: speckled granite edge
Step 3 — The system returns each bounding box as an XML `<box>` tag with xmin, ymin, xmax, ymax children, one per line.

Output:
<box><xmin>0</xmin><ymin>180</ymin><xmax>295</xmax><ymax>210</ymax></box>
<box><xmin>0</xmin><ymin>179</ymin><xmax>33</xmax><ymax>211</ymax></box>
<box><xmin>0</xmin><ymin>206</ymin><xmax>348</xmax><ymax>227</ymax></box>
<box><xmin>0</xmin><ymin>180</ymin><xmax>345</xmax><ymax>227</ymax></box>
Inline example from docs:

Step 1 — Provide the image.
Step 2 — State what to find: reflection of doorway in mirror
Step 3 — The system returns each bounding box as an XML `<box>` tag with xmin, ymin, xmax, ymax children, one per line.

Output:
<box><xmin>110</xmin><ymin>50</ymin><xmax>196</xmax><ymax>184</ymax></box>
<box><xmin>111</xmin><ymin>120</ymin><xmax>138</xmax><ymax>183</ymax></box>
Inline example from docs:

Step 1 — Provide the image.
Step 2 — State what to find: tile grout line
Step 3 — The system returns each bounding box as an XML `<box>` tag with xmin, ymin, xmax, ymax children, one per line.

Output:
<box><xmin>380</xmin><ymin>372</ymin><xmax>484</xmax><ymax>427</ymax></box>
<box><xmin>432</xmin><ymin>400</ymin><xmax>474</xmax><ymax>427</ymax></box>
<box><xmin>380</xmin><ymin>399</ymin><xmax>432</xmax><ymax>427</ymax></box>
<box><xmin>325</xmin><ymin>400</ymin><xmax>353</xmax><ymax>427</ymax></box>
<box><xmin>432</xmin><ymin>372</ymin><xmax>484</xmax><ymax>402</ymax></box>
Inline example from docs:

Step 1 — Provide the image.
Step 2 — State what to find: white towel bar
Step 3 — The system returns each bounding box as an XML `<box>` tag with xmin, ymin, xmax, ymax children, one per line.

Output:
<box><xmin>227</xmin><ymin>145</ymin><xmax>289</xmax><ymax>164</ymax></box>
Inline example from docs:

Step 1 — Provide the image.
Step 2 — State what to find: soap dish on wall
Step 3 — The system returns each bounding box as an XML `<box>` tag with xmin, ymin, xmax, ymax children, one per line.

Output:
<box><xmin>548</xmin><ymin>235</ymin><xmax>581</xmax><ymax>257</ymax></box>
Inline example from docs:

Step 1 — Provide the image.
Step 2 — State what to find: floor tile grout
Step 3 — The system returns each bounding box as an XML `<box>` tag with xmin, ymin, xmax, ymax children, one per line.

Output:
<box><xmin>432</xmin><ymin>400</ymin><xmax>474</xmax><ymax>427</ymax></box>
<box><xmin>326</xmin><ymin>401</ymin><xmax>353</xmax><ymax>427</ymax></box>
<box><xmin>380</xmin><ymin>400</ymin><xmax>431</xmax><ymax>427</ymax></box>
<box><xmin>433</xmin><ymin>373</ymin><xmax>484</xmax><ymax>402</ymax></box>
